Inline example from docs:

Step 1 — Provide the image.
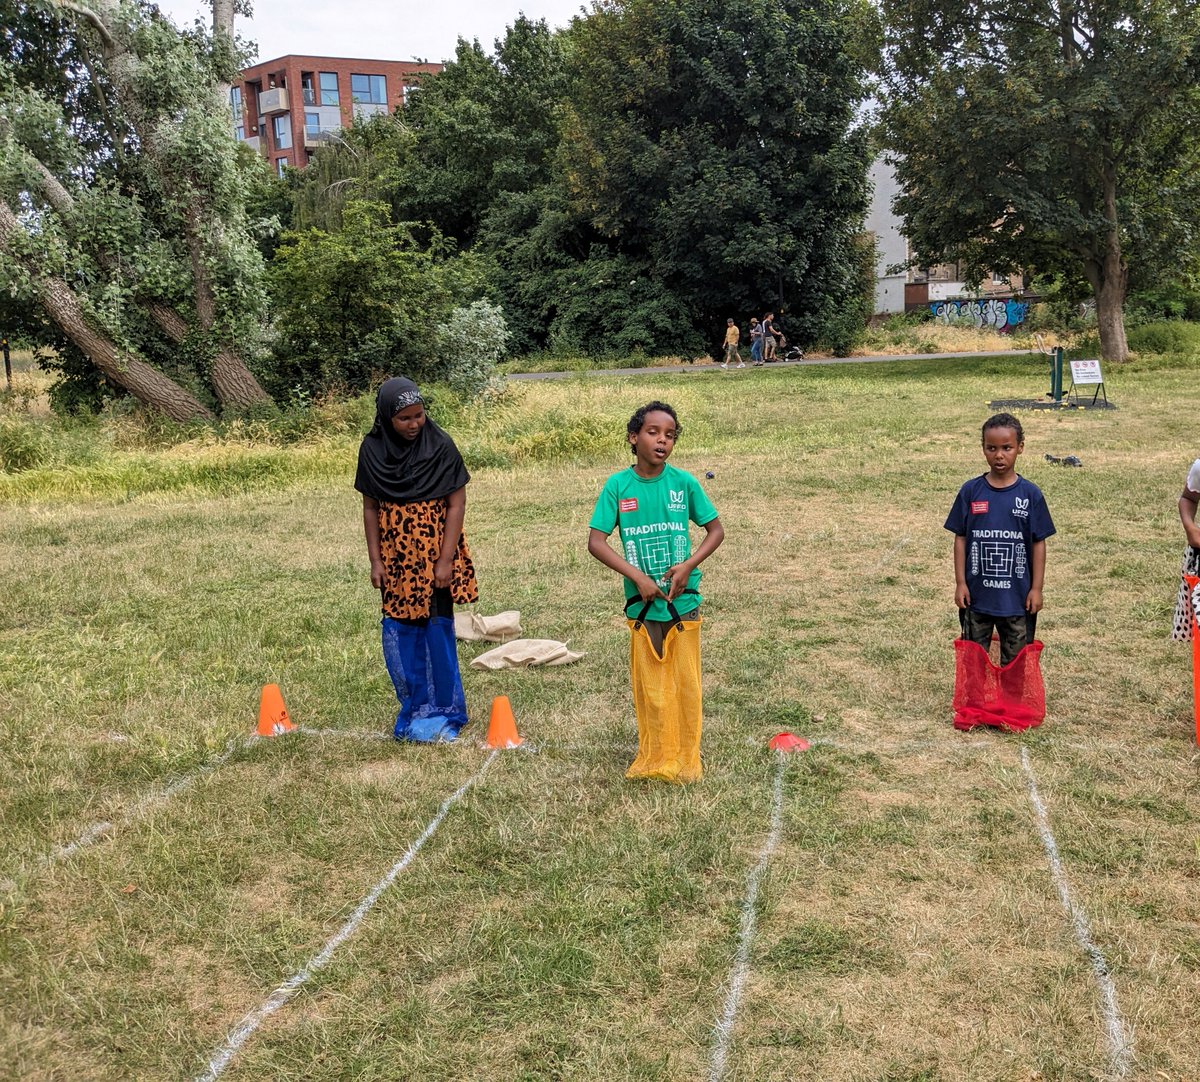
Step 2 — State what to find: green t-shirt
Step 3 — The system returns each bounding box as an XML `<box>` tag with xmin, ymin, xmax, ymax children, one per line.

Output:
<box><xmin>589</xmin><ymin>463</ymin><xmax>719</xmax><ymax>621</ymax></box>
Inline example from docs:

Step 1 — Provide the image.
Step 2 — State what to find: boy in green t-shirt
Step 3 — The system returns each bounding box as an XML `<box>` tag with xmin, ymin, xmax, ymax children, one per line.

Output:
<box><xmin>587</xmin><ymin>401</ymin><xmax>724</xmax><ymax>782</ymax></box>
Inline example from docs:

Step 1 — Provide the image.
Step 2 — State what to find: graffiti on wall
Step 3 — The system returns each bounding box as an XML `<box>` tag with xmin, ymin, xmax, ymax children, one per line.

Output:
<box><xmin>930</xmin><ymin>298</ymin><xmax>1029</xmax><ymax>333</ymax></box>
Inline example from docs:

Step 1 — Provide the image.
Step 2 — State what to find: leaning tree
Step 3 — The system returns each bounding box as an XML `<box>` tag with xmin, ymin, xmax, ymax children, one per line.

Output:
<box><xmin>0</xmin><ymin>0</ymin><xmax>274</xmax><ymax>418</ymax></box>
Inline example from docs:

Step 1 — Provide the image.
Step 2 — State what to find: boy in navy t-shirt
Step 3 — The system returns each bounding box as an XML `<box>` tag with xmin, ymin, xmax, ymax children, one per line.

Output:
<box><xmin>945</xmin><ymin>413</ymin><xmax>1055</xmax><ymax>665</ymax></box>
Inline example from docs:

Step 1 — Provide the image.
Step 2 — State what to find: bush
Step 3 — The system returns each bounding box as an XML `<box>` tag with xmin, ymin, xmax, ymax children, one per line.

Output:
<box><xmin>439</xmin><ymin>300</ymin><xmax>510</xmax><ymax>400</ymax></box>
<box><xmin>1126</xmin><ymin>321</ymin><xmax>1200</xmax><ymax>355</ymax></box>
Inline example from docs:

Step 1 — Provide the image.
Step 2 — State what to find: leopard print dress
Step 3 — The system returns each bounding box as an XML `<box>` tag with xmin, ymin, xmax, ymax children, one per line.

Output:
<box><xmin>378</xmin><ymin>498</ymin><xmax>478</xmax><ymax>620</ymax></box>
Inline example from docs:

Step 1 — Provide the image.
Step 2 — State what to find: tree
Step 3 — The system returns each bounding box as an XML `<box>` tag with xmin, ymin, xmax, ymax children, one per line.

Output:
<box><xmin>879</xmin><ymin>0</ymin><xmax>1200</xmax><ymax>362</ymax></box>
<box><xmin>266</xmin><ymin>200</ymin><xmax>484</xmax><ymax>394</ymax></box>
<box><xmin>561</xmin><ymin>0</ymin><xmax>875</xmax><ymax>353</ymax></box>
<box><xmin>0</xmin><ymin>0</ymin><xmax>274</xmax><ymax>418</ymax></box>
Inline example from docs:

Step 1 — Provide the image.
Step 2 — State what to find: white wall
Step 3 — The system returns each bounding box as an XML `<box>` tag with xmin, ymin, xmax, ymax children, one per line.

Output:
<box><xmin>865</xmin><ymin>157</ymin><xmax>908</xmax><ymax>315</ymax></box>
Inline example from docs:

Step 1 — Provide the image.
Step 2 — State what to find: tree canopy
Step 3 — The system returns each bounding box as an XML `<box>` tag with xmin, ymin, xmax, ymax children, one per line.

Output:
<box><xmin>879</xmin><ymin>0</ymin><xmax>1200</xmax><ymax>361</ymax></box>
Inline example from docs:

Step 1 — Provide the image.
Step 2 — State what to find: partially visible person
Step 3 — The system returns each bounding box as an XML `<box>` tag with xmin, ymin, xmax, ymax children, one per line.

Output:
<box><xmin>945</xmin><ymin>413</ymin><xmax>1055</xmax><ymax>666</ymax></box>
<box><xmin>721</xmin><ymin>318</ymin><xmax>744</xmax><ymax>368</ymax></box>
<box><xmin>1172</xmin><ymin>458</ymin><xmax>1200</xmax><ymax>640</ymax></box>
<box><xmin>356</xmin><ymin>377</ymin><xmax>478</xmax><ymax>743</ymax></box>
<box><xmin>749</xmin><ymin>317</ymin><xmax>764</xmax><ymax>366</ymax></box>
<box><xmin>762</xmin><ymin>312</ymin><xmax>777</xmax><ymax>361</ymax></box>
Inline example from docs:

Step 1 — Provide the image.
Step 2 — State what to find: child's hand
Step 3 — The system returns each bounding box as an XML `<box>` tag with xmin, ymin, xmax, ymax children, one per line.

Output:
<box><xmin>370</xmin><ymin>560</ymin><xmax>386</xmax><ymax>590</ymax></box>
<box><xmin>433</xmin><ymin>555</ymin><xmax>454</xmax><ymax>589</ymax></box>
<box><xmin>635</xmin><ymin>573</ymin><xmax>666</xmax><ymax>602</ymax></box>
<box><xmin>954</xmin><ymin>583</ymin><xmax>971</xmax><ymax>608</ymax></box>
<box><xmin>665</xmin><ymin>565</ymin><xmax>691</xmax><ymax>600</ymax></box>
<box><xmin>1025</xmin><ymin>588</ymin><xmax>1043</xmax><ymax>613</ymax></box>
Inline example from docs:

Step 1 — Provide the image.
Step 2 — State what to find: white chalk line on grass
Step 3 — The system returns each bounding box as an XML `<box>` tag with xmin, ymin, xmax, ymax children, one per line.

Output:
<box><xmin>708</xmin><ymin>752</ymin><xmax>786</xmax><ymax>1082</ymax></box>
<box><xmin>1020</xmin><ymin>746</ymin><xmax>1134</xmax><ymax>1078</ymax></box>
<box><xmin>2</xmin><ymin>736</ymin><xmax>256</xmax><ymax>892</ymax></box>
<box><xmin>870</xmin><ymin>535</ymin><xmax>911</xmax><ymax>572</ymax></box>
<box><xmin>195</xmin><ymin>750</ymin><xmax>499</xmax><ymax>1082</ymax></box>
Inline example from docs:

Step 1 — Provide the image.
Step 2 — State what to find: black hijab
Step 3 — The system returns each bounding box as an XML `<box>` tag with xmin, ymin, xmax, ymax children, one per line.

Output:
<box><xmin>354</xmin><ymin>377</ymin><xmax>470</xmax><ymax>503</ymax></box>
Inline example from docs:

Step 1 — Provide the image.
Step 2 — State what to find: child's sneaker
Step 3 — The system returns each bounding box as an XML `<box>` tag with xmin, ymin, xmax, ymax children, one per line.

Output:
<box><xmin>736</xmin><ymin>361</ymin><xmax>745</xmax><ymax>368</ymax></box>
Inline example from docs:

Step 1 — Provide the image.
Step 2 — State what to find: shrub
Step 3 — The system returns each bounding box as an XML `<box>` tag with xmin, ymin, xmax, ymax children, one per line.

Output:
<box><xmin>438</xmin><ymin>300</ymin><xmax>510</xmax><ymax>400</ymax></box>
<box><xmin>1126</xmin><ymin>321</ymin><xmax>1200</xmax><ymax>355</ymax></box>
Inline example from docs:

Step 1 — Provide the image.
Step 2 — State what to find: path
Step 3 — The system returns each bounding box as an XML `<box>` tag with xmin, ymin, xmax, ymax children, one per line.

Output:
<box><xmin>509</xmin><ymin>348</ymin><xmax>1037</xmax><ymax>380</ymax></box>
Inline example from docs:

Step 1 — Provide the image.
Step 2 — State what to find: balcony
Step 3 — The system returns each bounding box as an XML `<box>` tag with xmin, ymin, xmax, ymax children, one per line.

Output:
<box><xmin>303</xmin><ymin>125</ymin><xmax>342</xmax><ymax>149</ymax></box>
<box><xmin>258</xmin><ymin>87</ymin><xmax>289</xmax><ymax>114</ymax></box>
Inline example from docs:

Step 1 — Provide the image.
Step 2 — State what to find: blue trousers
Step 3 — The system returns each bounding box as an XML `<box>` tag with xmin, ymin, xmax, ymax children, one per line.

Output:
<box><xmin>382</xmin><ymin>616</ymin><xmax>468</xmax><ymax>742</ymax></box>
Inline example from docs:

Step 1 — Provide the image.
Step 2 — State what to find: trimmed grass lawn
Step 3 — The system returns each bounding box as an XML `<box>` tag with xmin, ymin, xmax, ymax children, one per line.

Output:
<box><xmin>2</xmin><ymin>353</ymin><xmax>1198</xmax><ymax>1080</ymax></box>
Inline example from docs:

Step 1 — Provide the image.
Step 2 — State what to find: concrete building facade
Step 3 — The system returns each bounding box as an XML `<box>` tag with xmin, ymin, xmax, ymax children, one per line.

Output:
<box><xmin>231</xmin><ymin>55</ymin><xmax>443</xmax><ymax>172</ymax></box>
<box><xmin>865</xmin><ymin>156</ymin><xmax>1028</xmax><ymax>330</ymax></box>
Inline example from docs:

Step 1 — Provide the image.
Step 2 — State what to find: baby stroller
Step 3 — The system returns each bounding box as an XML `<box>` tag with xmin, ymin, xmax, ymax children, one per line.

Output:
<box><xmin>775</xmin><ymin>333</ymin><xmax>804</xmax><ymax>361</ymax></box>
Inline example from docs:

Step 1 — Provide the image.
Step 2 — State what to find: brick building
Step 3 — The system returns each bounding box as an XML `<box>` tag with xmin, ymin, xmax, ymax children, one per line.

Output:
<box><xmin>231</xmin><ymin>55</ymin><xmax>443</xmax><ymax>172</ymax></box>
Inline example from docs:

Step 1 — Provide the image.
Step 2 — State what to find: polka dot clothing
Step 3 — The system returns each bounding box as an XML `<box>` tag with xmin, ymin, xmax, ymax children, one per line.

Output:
<box><xmin>1172</xmin><ymin>459</ymin><xmax>1200</xmax><ymax>642</ymax></box>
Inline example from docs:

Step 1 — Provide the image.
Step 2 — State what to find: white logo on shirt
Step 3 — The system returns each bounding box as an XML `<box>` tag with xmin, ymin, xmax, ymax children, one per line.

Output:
<box><xmin>1012</xmin><ymin>497</ymin><xmax>1029</xmax><ymax>520</ymax></box>
<box><xmin>668</xmin><ymin>489</ymin><xmax>686</xmax><ymax>511</ymax></box>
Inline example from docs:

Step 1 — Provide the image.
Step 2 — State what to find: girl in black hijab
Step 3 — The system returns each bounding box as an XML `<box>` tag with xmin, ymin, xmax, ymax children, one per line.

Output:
<box><xmin>355</xmin><ymin>377</ymin><xmax>478</xmax><ymax>741</ymax></box>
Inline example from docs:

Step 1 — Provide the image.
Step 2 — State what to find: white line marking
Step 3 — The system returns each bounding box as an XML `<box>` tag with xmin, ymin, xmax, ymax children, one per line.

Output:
<box><xmin>5</xmin><ymin>737</ymin><xmax>256</xmax><ymax>890</ymax></box>
<box><xmin>195</xmin><ymin>750</ymin><xmax>499</xmax><ymax>1082</ymax></box>
<box><xmin>708</xmin><ymin>753</ymin><xmax>786</xmax><ymax>1082</ymax></box>
<box><xmin>870</xmin><ymin>535</ymin><xmax>911</xmax><ymax>572</ymax></box>
<box><xmin>292</xmin><ymin>726</ymin><xmax>391</xmax><ymax>741</ymax></box>
<box><xmin>1020</xmin><ymin>747</ymin><xmax>1134</xmax><ymax>1077</ymax></box>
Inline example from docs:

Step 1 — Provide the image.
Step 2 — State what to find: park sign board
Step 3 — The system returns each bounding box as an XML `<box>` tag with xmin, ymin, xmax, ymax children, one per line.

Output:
<box><xmin>1070</xmin><ymin>360</ymin><xmax>1104</xmax><ymax>385</ymax></box>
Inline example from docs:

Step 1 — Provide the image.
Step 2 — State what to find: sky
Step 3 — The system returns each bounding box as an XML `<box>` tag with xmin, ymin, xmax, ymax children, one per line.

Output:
<box><xmin>152</xmin><ymin>0</ymin><xmax>588</xmax><ymax>64</ymax></box>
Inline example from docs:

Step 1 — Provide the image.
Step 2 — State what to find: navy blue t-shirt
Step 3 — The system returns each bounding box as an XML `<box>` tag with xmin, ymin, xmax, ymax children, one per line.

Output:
<box><xmin>944</xmin><ymin>474</ymin><xmax>1056</xmax><ymax>617</ymax></box>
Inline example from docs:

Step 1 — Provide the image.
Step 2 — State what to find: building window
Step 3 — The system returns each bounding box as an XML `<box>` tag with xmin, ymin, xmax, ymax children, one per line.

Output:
<box><xmin>319</xmin><ymin>72</ymin><xmax>339</xmax><ymax>106</ymax></box>
<box><xmin>351</xmin><ymin>73</ymin><xmax>387</xmax><ymax>104</ymax></box>
<box><xmin>272</xmin><ymin>114</ymin><xmax>292</xmax><ymax>149</ymax></box>
<box><xmin>305</xmin><ymin>112</ymin><xmax>321</xmax><ymax>136</ymax></box>
<box><xmin>992</xmin><ymin>271</ymin><xmax>1007</xmax><ymax>285</ymax></box>
<box><xmin>275</xmin><ymin>156</ymin><xmax>289</xmax><ymax>176</ymax></box>
<box><xmin>229</xmin><ymin>86</ymin><xmax>244</xmax><ymax>138</ymax></box>
<box><xmin>301</xmin><ymin>73</ymin><xmax>316</xmax><ymax>106</ymax></box>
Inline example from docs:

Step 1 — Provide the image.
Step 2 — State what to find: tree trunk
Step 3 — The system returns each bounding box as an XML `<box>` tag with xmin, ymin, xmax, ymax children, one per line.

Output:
<box><xmin>0</xmin><ymin>202</ymin><xmax>214</xmax><ymax>422</ymax></box>
<box><xmin>1094</xmin><ymin>163</ymin><xmax>1129</xmax><ymax>363</ymax></box>
<box><xmin>52</xmin><ymin>0</ymin><xmax>275</xmax><ymax>412</ymax></box>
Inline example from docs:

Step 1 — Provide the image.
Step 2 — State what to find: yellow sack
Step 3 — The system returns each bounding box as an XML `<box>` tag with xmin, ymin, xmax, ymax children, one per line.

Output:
<box><xmin>626</xmin><ymin>600</ymin><xmax>703</xmax><ymax>783</ymax></box>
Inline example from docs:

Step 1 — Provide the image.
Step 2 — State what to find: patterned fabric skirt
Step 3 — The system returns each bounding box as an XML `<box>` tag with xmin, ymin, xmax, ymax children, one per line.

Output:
<box><xmin>378</xmin><ymin>498</ymin><xmax>478</xmax><ymax>620</ymax></box>
<box><xmin>1172</xmin><ymin>546</ymin><xmax>1200</xmax><ymax>641</ymax></box>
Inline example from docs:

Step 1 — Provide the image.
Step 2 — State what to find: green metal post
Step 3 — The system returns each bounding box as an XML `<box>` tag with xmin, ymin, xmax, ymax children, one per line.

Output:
<box><xmin>1051</xmin><ymin>346</ymin><xmax>1064</xmax><ymax>403</ymax></box>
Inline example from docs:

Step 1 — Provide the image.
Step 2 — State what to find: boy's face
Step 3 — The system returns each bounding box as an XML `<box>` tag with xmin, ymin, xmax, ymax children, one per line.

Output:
<box><xmin>629</xmin><ymin>410</ymin><xmax>677</xmax><ymax>467</ymax></box>
<box><xmin>982</xmin><ymin>425</ymin><xmax>1023</xmax><ymax>476</ymax></box>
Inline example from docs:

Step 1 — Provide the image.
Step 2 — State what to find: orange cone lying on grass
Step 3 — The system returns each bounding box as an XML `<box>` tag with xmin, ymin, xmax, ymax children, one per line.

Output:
<box><xmin>257</xmin><ymin>684</ymin><xmax>294</xmax><ymax>737</ymax></box>
<box><xmin>486</xmin><ymin>695</ymin><xmax>523</xmax><ymax>748</ymax></box>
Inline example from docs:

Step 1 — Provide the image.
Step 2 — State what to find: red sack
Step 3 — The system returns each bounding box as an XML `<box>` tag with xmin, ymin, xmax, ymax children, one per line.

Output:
<box><xmin>952</xmin><ymin>637</ymin><xmax>1045</xmax><ymax>731</ymax></box>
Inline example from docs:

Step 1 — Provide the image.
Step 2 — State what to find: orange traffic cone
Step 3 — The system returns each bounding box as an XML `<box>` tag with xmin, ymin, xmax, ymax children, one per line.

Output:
<box><xmin>1187</xmin><ymin>575</ymin><xmax>1200</xmax><ymax>745</ymax></box>
<box><xmin>257</xmin><ymin>683</ymin><xmax>295</xmax><ymax>737</ymax></box>
<box><xmin>486</xmin><ymin>695</ymin><xmax>523</xmax><ymax>748</ymax></box>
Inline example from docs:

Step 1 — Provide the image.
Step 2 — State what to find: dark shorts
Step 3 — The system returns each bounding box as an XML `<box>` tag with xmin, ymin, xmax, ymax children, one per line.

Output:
<box><xmin>961</xmin><ymin>609</ymin><xmax>1036</xmax><ymax>667</ymax></box>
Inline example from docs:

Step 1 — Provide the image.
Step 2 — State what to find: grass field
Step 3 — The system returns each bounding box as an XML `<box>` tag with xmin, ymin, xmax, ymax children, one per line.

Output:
<box><xmin>2</xmin><ymin>352</ymin><xmax>1199</xmax><ymax>1081</ymax></box>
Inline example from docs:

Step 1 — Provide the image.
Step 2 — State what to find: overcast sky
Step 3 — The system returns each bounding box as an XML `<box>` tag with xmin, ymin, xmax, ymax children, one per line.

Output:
<box><xmin>153</xmin><ymin>0</ymin><xmax>587</xmax><ymax>64</ymax></box>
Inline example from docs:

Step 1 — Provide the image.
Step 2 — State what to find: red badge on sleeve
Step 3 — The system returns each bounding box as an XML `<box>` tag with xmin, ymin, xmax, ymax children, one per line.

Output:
<box><xmin>619</xmin><ymin>498</ymin><xmax>638</xmax><ymax>512</ymax></box>
<box><xmin>970</xmin><ymin>500</ymin><xmax>989</xmax><ymax>514</ymax></box>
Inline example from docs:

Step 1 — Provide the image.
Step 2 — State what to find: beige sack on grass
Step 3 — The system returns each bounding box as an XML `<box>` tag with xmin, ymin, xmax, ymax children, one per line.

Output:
<box><xmin>469</xmin><ymin>639</ymin><xmax>584</xmax><ymax>671</ymax></box>
<box><xmin>454</xmin><ymin>610</ymin><xmax>522</xmax><ymax>643</ymax></box>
